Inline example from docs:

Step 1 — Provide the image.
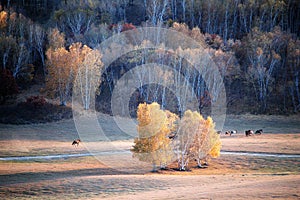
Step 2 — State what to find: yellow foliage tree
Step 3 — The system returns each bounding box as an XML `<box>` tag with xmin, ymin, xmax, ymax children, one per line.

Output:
<box><xmin>191</xmin><ymin>115</ymin><xmax>221</xmax><ymax>168</ymax></box>
<box><xmin>174</xmin><ymin>110</ymin><xmax>221</xmax><ymax>170</ymax></box>
<box><xmin>207</xmin><ymin>117</ymin><xmax>222</xmax><ymax>158</ymax></box>
<box><xmin>132</xmin><ymin>102</ymin><xmax>178</xmax><ymax>171</ymax></box>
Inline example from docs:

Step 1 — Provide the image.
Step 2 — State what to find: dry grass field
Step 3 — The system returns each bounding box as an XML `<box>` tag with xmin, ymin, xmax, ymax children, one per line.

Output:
<box><xmin>0</xmin><ymin>113</ymin><xmax>299</xmax><ymax>199</ymax></box>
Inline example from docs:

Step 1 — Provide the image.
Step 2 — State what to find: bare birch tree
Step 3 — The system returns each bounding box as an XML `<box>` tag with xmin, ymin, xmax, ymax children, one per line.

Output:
<box><xmin>12</xmin><ymin>42</ymin><xmax>29</xmax><ymax>78</ymax></box>
<box><xmin>0</xmin><ymin>36</ymin><xmax>17</xmax><ymax>70</ymax></box>
<box><xmin>74</xmin><ymin>47</ymin><xmax>104</xmax><ymax>110</ymax></box>
<box><xmin>144</xmin><ymin>0</ymin><xmax>169</xmax><ymax>25</ymax></box>
<box><xmin>173</xmin><ymin>110</ymin><xmax>198</xmax><ymax>170</ymax></box>
<box><xmin>245</xmin><ymin>27</ymin><xmax>281</xmax><ymax>111</ymax></box>
<box><xmin>30</xmin><ymin>24</ymin><xmax>46</xmax><ymax>76</ymax></box>
<box><xmin>287</xmin><ymin>38</ymin><xmax>300</xmax><ymax>112</ymax></box>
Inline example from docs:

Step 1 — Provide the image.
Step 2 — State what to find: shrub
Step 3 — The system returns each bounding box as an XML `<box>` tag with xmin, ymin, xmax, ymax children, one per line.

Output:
<box><xmin>0</xmin><ymin>101</ymin><xmax>72</xmax><ymax>124</ymax></box>
<box><xmin>26</xmin><ymin>95</ymin><xmax>46</xmax><ymax>107</ymax></box>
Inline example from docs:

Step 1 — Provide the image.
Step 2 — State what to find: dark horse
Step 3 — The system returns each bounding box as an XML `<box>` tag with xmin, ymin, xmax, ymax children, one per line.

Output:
<box><xmin>225</xmin><ymin>130</ymin><xmax>237</xmax><ymax>136</ymax></box>
<box><xmin>72</xmin><ymin>139</ymin><xmax>81</xmax><ymax>146</ymax></box>
<box><xmin>245</xmin><ymin>130</ymin><xmax>254</xmax><ymax>137</ymax></box>
<box><xmin>255</xmin><ymin>129</ymin><xmax>263</xmax><ymax>135</ymax></box>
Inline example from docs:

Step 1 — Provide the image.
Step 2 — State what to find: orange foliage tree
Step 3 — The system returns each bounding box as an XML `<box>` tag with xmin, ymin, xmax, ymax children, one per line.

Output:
<box><xmin>46</xmin><ymin>28</ymin><xmax>103</xmax><ymax>108</ymax></box>
<box><xmin>46</xmin><ymin>47</ymin><xmax>71</xmax><ymax>106</ymax></box>
<box><xmin>0</xmin><ymin>10</ymin><xmax>7</xmax><ymax>30</ymax></box>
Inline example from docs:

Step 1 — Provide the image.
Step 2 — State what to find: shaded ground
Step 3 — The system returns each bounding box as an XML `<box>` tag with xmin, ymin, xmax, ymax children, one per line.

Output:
<box><xmin>0</xmin><ymin>154</ymin><xmax>299</xmax><ymax>199</ymax></box>
<box><xmin>0</xmin><ymin>103</ymin><xmax>72</xmax><ymax>124</ymax></box>
<box><xmin>1</xmin><ymin>172</ymin><xmax>299</xmax><ymax>200</ymax></box>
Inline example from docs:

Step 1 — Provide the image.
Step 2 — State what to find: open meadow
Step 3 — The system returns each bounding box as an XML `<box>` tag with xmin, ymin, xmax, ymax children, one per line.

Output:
<box><xmin>1</xmin><ymin>1</ymin><xmax>300</xmax><ymax>199</ymax></box>
<box><xmin>0</xmin><ymin>113</ymin><xmax>299</xmax><ymax>199</ymax></box>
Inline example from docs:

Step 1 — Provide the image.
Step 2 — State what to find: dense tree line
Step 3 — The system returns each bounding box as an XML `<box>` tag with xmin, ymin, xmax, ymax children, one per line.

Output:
<box><xmin>0</xmin><ymin>0</ymin><xmax>299</xmax><ymax>114</ymax></box>
<box><xmin>2</xmin><ymin>0</ymin><xmax>299</xmax><ymax>38</ymax></box>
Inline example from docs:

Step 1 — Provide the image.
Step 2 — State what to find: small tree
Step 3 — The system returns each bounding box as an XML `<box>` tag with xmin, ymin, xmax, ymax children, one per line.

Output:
<box><xmin>132</xmin><ymin>102</ymin><xmax>178</xmax><ymax>171</ymax></box>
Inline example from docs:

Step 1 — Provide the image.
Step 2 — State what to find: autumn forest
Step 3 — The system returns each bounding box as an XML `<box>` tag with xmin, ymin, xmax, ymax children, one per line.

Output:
<box><xmin>0</xmin><ymin>0</ymin><xmax>300</xmax><ymax>121</ymax></box>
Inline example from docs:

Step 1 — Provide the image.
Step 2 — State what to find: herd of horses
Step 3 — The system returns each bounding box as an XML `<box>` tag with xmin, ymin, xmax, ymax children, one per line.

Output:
<box><xmin>219</xmin><ymin>129</ymin><xmax>263</xmax><ymax>136</ymax></box>
<box><xmin>71</xmin><ymin>129</ymin><xmax>263</xmax><ymax>146</ymax></box>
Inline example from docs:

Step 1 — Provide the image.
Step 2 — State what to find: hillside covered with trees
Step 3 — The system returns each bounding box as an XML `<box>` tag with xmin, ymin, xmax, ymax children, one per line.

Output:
<box><xmin>0</xmin><ymin>0</ymin><xmax>299</xmax><ymax>124</ymax></box>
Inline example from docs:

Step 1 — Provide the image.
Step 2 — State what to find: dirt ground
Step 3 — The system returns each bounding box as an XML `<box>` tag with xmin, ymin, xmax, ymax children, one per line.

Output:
<box><xmin>0</xmin><ymin>114</ymin><xmax>299</xmax><ymax>199</ymax></box>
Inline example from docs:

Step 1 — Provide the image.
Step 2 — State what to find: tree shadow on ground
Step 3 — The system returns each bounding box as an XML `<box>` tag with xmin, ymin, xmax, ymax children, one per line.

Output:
<box><xmin>0</xmin><ymin>167</ymin><xmax>139</xmax><ymax>186</ymax></box>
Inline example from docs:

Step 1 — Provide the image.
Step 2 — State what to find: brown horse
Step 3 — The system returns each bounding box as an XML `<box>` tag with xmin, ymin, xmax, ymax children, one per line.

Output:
<box><xmin>72</xmin><ymin>139</ymin><xmax>81</xmax><ymax>146</ymax></box>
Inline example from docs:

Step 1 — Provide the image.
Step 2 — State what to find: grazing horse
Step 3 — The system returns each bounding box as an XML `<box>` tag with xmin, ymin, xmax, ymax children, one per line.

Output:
<box><xmin>245</xmin><ymin>130</ymin><xmax>254</xmax><ymax>137</ymax></box>
<box><xmin>225</xmin><ymin>131</ymin><xmax>231</xmax><ymax>135</ymax></box>
<box><xmin>255</xmin><ymin>129</ymin><xmax>263</xmax><ymax>135</ymax></box>
<box><xmin>230</xmin><ymin>130</ymin><xmax>237</xmax><ymax>135</ymax></box>
<box><xmin>225</xmin><ymin>130</ymin><xmax>237</xmax><ymax>136</ymax></box>
<box><xmin>72</xmin><ymin>139</ymin><xmax>81</xmax><ymax>146</ymax></box>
